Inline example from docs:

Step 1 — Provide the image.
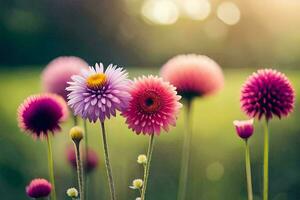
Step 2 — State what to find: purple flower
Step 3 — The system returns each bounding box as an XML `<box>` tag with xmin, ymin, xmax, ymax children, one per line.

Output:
<box><xmin>42</xmin><ymin>56</ymin><xmax>89</xmax><ymax>101</ymax></box>
<box><xmin>26</xmin><ymin>178</ymin><xmax>52</xmax><ymax>198</ymax></box>
<box><xmin>66</xmin><ymin>63</ymin><xmax>131</xmax><ymax>122</ymax></box>
<box><xmin>233</xmin><ymin>119</ymin><xmax>254</xmax><ymax>139</ymax></box>
<box><xmin>241</xmin><ymin>69</ymin><xmax>295</xmax><ymax>121</ymax></box>
<box><xmin>17</xmin><ymin>94</ymin><xmax>69</xmax><ymax>139</ymax></box>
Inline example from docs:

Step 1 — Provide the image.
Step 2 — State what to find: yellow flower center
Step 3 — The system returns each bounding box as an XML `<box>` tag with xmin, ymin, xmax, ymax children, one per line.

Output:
<box><xmin>86</xmin><ymin>73</ymin><xmax>107</xmax><ymax>90</ymax></box>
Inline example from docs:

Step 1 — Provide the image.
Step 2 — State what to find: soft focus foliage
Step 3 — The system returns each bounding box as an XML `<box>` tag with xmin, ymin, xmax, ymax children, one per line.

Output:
<box><xmin>2</xmin><ymin>1</ymin><xmax>300</xmax><ymax>69</ymax></box>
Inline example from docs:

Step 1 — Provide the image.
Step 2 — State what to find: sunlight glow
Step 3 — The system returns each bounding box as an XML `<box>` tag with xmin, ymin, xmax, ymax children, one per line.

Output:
<box><xmin>182</xmin><ymin>0</ymin><xmax>211</xmax><ymax>20</ymax></box>
<box><xmin>141</xmin><ymin>0</ymin><xmax>179</xmax><ymax>25</ymax></box>
<box><xmin>217</xmin><ymin>1</ymin><xmax>241</xmax><ymax>25</ymax></box>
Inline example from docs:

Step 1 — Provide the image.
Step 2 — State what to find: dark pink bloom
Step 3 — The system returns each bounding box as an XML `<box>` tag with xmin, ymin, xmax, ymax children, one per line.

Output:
<box><xmin>42</xmin><ymin>56</ymin><xmax>88</xmax><ymax>101</ymax></box>
<box><xmin>66</xmin><ymin>146</ymin><xmax>99</xmax><ymax>173</ymax></box>
<box><xmin>233</xmin><ymin>119</ymin><xmax>254</xmax><ymax>139</ymax></box>
<box><xmin>160</xmin><ymin>54</ymin><xmax>224</xmax><ymax>99</ymax></box>
<box><xmin>241</xmin><ymin>69</ymin><xmax>295</xmax><ymax>121</ymax></box>
<box><xmin>17</xmin><ymin>94</ymin><xmax>69</xmax><ymax>139</ymax></box>
<box><xmin>26</xmin><ymin>178</ymin><xmax>52</xmax><ymax>198</ymax></box>
<box><xmin>122</xmin><ymin>76</ymin><xmax>182</xmax><ymax>135</ymax></box>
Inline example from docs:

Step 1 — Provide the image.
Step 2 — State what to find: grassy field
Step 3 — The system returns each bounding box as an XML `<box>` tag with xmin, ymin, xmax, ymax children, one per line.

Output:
<box><xmin>0</xmin><ymin>68</ymin><xmax>299</xmax><ymax>200</ymax></box>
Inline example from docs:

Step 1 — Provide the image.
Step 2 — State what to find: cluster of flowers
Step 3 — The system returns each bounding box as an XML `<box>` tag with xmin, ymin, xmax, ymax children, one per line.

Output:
<box><xmin>17</xmin><ymin>55</ymin><xmax>295</xmax><ymax>200</ymax></box>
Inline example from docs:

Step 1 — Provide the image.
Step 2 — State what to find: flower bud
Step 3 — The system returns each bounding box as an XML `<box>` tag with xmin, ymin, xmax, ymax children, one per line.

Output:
<box><xmin>233</xmin><ymin>119</ymin><xmax>254</xmax><ymax>139</ymax></box>
<box><xmin>66</xmin><ymin>187</ymin><xmax>78</xmax><ymax>198</ymax></box>
<box><xmin>26</xmin><ymin>178</ymin><xmax>52</xmax><ymax>198</ymax></box>
<box><xmin>137</xmin><ymin>154</ymin><xmax>147</xmax><ymax>165</ymax></box>
<box><xmin>130</xmin><ymin>179</ymin><xmax>143</xmax><ymax>189</ymax></box>
<box><xmin>69</xmin><ymin>126</ymin><xmax>84</xmax><ymax>143</ymax></box>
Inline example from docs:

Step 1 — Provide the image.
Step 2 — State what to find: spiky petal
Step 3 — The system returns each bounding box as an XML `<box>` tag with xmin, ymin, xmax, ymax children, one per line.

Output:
<box><xmin>241</xmin><ymin>69</ymin><xmax>295</xmax><ymax>121</ymax></box>
<box><xmin>123</xmin><ymin>75</ymin><xmax>182</xmax><ymax>135</ymax></box>
<box><xmin>17</xmin><ymin>94</ymin><xmax>68</xmax><ymax>139</ymax></box>
<box><xmin>67</xmin><ymin>63</ymin><xmax>132</xmax><ymax>122</ymax></box>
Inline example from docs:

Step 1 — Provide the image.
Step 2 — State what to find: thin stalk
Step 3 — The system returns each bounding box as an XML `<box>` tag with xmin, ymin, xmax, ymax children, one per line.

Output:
<box><xmin>46</xmin><ymin>135</ymin><xmax>57</xmax><ymax>200</ymax></box>
<box><xmin>263</xmin><ymin>120</ymin><xmax>269</xmax><ymax>200</ymax></box>
<box><xmin>141</xmin><ymin>134</ymin><xmax>155</xmax><ymax>200</ymax></box>
<box><xmin>245</xmin><ymin>140</ymin><xmax>253</xmax><ymax>200</ymax></box>
<box><xmin>100</xmin><ymin>122</ymin><xmax>116</xmax><ymax>200</ymax></box>
<box><xmin>74</xmin><ymin>142</ymin><xmax>84</xmax><ymax>200</ymax></box>
<box><xmin>83</xmin><ymin>120</ymin><xmax>88</xmax><ymax>200</ymax></box>
<box><xmin>73</xmin><ymin>115</ymin><xmax>78</xmax><ymax>126</ymax></box>
<box><xmin>177</xmin><ymin>99</ymin><xmax>192</xmax><ymax>200</ymax></box>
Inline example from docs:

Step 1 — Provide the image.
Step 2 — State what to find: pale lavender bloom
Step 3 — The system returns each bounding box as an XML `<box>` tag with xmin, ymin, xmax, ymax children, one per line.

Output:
<box><xmin>66</xmin><ymin>63</ymin><xmax>131</xmax><ymax>122</ymax></box>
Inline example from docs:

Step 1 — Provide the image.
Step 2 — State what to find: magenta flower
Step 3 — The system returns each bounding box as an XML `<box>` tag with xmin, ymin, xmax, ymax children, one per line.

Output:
<box><xmin>66</xmin><ymin>63</ymin><xmax>131</xmax><ymax>122</ymax></box>
<box><xmin>123</xmin><ymin>76</ymin><xmax>182</xmax><ymax>135</ymax></box>
<box><xmin>42</xmin><ymin>56</ymin><xmax>89</xmax><ymax>101</ymax></box>
<box><xmin>17</xmin><ymin>94</ymin><xmax>69</xmax><ymax>139</ymax></box>
<box><xmin>66</xmin><ymin>146</ymin><xmax>99</xmax><ymax>173</ymax></box>
<box><xmin>160</xmin><ymin>54</ymin><xmax>224</xmax><ymax>99</ymax></box>
<box><xmin>233</xmin><ymin>119</ymin><xmax>254</xmax><ymax>139</ymax></box>
<box><xmin>241</xmin><ymin>69</ymin><xmax>295</xmax><ymax>121</ymax></box>
<box><xmin>26</xmin><ymin>178</ymin><xmax>52</xmax><ymax>198</ymax></box>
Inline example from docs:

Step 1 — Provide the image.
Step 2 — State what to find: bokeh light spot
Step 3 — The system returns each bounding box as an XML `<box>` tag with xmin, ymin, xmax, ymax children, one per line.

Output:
<box><xmin>206</xmin><ymin>162</ymin><xmax>224</xmax><ymax>181</ymax></box>
<box><xmin>217</xmin><ymin>1</ymin><xmax>240</xmax><ymax>25</ymax></box>
<box><xmin>182</xmin><ymin>0</ymin><xmax>211</xmax><ymax>20</ymax></box>
<box><xmin>141</xmin><ymin>0</ymin><xmax>179</xmax><ymax>25</ymax></box>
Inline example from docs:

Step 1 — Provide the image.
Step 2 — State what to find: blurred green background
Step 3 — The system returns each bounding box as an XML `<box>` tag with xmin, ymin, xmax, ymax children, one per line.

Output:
<box><xmin>1</xmin><ymin>0</ymin><xmax>300</xmax><ymax>200</ymax></box>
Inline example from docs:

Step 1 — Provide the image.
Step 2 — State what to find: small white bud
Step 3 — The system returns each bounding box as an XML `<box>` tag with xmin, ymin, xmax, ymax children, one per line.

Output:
<box><xmin>66</xmin><ymin>187</ymin><xmax>78</xmax><ymax>198</ymax></box>
<box><xmin>137</xmin><ymin>154</ymin><xmax>147</xmax><ymax>165</ymax></box>
<box><xmin>129</xmin><ymin>179</ymin><xmax>143</xmax><ymax>189</ymax></box>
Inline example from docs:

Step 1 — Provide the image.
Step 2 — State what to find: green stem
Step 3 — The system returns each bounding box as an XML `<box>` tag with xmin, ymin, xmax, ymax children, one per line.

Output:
<box><xmin>46</xmin><ymin>135</ymin><xmax>57</xmax><ymax>200</ymax></box>
<box><xmin>83</xmin><ymin>120</ymin><xmax>88</xmax><ymax>200</ymax></box>
<box><xmin>141</xmin><ymin>134</ymin><xmax>155</xmax><ymax>200</ymax></box>
<box><xmin>245</xmin><ymin>140</ymin><xmax>253</xmax><ymax>200</ymax></box>
<box><xmin>74</xmin><ymin>142</ymin><xmax>84</xmax><ymax>200</ymax></box>
<box><xmin>73</xmin><ymin>115</ymin><xmax>78</xmax><ymax>126</ymax></box>
<box><xmin>100</xmin><ymin>122</ymin><xmax>116</xmax><ymax>200</ymax></box>
<box><xmin>263</xmin><ymin>120</ymin><xmax>269</xmax><ymax>200</ymax></box>
<box><xmin>177</xmin><ymin>100</ymin><xmax>192</xmax><ymax>200</ymax></box>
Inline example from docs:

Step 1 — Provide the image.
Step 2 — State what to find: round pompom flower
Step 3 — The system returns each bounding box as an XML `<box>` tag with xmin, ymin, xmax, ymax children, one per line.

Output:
<box><xmin>42</xmin><ymin>56</ymin><xmax>89</xmax><ymax>101</ymax></box>
<box><xmin>160</xmin><ymin>54</ymin><xmax>224</xmax><ymax>99</ymax></box>
<box><xmin>241</xmin><ymin>69</ymin><xmax>295</xmax><ymax>121</ymax></box>
<box><xmin>66</xmin><ymin>146</ymin><xmax>99</xmax><ymax>173</ymax></box>
<box><xmin>67</xmin><ymin>63</ymin><xmax>131</xmax><ymax>122</ymax></box>
<box><xmin>18</xmin><ymin>94</ymin><xmax>69</xmax><ymax>139</ymax></box>
<box><xmin>26</xmin><ymin>178</ymin><xmax>52</xmax><ymax>198</ymax></box>
<box><xmin>123</xmin><ymin>76</ymin><xmax>182</xmax><ymax>135</ymax></box>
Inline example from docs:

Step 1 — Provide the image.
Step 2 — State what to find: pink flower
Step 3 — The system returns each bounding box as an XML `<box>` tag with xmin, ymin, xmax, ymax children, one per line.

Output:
<box><xmin>66</xmin><ymin>146</ymin><xmax>99</xmax><ymax>173</ymax></box>
<box><xmin>241</xmin><ymin>69</ymin><xmax>295</xmax><ymax>121</ymax></box>
<box><xmin>160</xmin><ymin>54</ymin><xmax>224</xmax><ymax>99</ymax></box>
<box><xmin>41</xmin><ymin>56</ymin><xmax>89</xmax><ymax>101</ymax></box>
<box><xmin>26</xmin><ymin>178</ymin><xmax>52</xmax><ymax>198</ymax></box>
<box><xmin>123</xmin><ymin>76</ymin><xmax>182</xmax><ymax>135</ymax></box>
<box><xmin>17</xmin><ymin>94</ymin><xmax>69</xmax><ymax>139</ymax></box>
<box><xmin>233</xmin><ymin>119</ymin><xmax>254</xmax><ymax>139</ymax></box>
